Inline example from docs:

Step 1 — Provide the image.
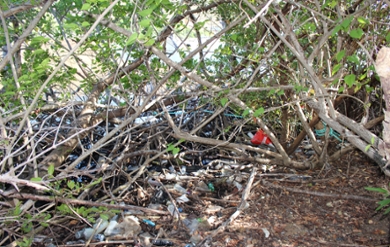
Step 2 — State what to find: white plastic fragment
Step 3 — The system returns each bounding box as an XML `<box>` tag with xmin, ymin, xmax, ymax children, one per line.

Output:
<box><xmin>164</xmin><ymin>173</ymin><xmax>177</xmax><ymax>180</ymax></box>
<box><xmin>233</xmin><ymin>181</ymin><xmax>243</xmax><ymax>191</ymax></box>
<box><xmin>261</xmin><ymin>228</ymin><xmax>270</xmax><ymax>238</ymax></box>
<box><xmin>174</xmin><ymin>183</ymin><xmax>187</xmax><ymax>194</ymax></box>
<box><xmin>104</xmin><ymin>215</ymin><xmax>119</xmax><ymax>237</ymax></box>
<box><xmin>75</xmin><ymin>218</ymin><xmax>108</xmax><ymax>240</ymax></box>
<box><xmin>134</xmin><ymin>116</ymin><xmax>158</xmax><ymax>126</ymax></box>
<box><xmin>167</xmin><ymin>204</ymin><xmax>179</xmax><ymax>218</ymax></box>
<box><xmin>176</xmin><ymin>194</ymin><xmax>190</xmax><ymax>203</ymax></box>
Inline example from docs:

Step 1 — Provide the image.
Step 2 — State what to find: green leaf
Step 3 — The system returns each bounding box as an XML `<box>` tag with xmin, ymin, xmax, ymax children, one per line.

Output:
<box><xmin>331</xmin><ymin>24</ymin><xmax>342</xmax><ymax>36</ymax></box>
<box><xmin>172</xmin><ymin>147</ymin><xmax>180</xmax><ymax>155</ymax></box>
<box><xmin>64</xmin><ymin>23</ymin><xmax>79</xmax><ymax>30</ymax></box>
<box><xmin>242</xmin><ymin>108</ymin><xmax>250</xmax><ymax>117</ymax></box>
<box><xmin>167</xmin><ymin>143</ymin><xmax>175</xmax><ymax>152</ymax></box>
<box><xmin>48</xmin><ymin>164</ymin><xmax>55</xmax><ymax>176</ymax></box>
<box><xmin>144</xmin><ymin>39</ymin><xmax>155</xmax><ymax>46</ymax></box>
<box><xmin>341</xmin><ymin>17</ymin><xmax>353</xmax><ymax>29</ymax></box>
<box><xmin>110</xmin><ymin>209</ymin><xmax>121</xmax><ymax>214</ymax></box>
<box><xmin>332</xmin><ymin>64</ymin><xmax>341</xmax><ymax>75</ymax></box>
<box><xmin>220</xmin><ymin>97</ymin><xmax>228</xmax><ymax>106</ymax></box>
<box><xmin>32</xmin><ymin>49</ymin><xmax>46</xmax><ymax>55</ymax></box>
<box><xmin>365</xmin><ymin>187</ymin><xmax>388</xmax><ymax>194</ymax></box>
<box><xmin>386</xmin><ymin>32</ymin><xmax>390</xmax><ymax>43</ymax></box>
<box><xmin>328</xmin><ymin>0</ymin><xmax>337</xmax><ymax>8</ymax></box>
<box><xmin>344</xmin><ymin>74</ymin><xmax>356</xmax><ymax>87</ymax></box>
<box><xmin>347</xmin><ymin>55</ymin><xmax>359</xmax><ymax>64</ymax></box>
<box><xmin>335</xmin><ymin>50</ymin><xmax>345</xmax><ymax>62</ymax></box>
<box><xmin>139</xmin><ymin>19</ymin><xmax>151</xmax><ymax>28</ymax></box>
<box><xmin>81</xmin><ymin>3</ymin><xmax>91</xmax><ymax>10</ymax></box>
<box><xmin>349</xmin><ymin>28</ymin><xmax>364</xmax><ymax>39</ymax></box>
<box><xmin>100</xmin><ymin>214</ymin><xmax>109</xmax><ymax>221</ymax></box>
<box><xmin>126</xmin><ymin>33</ymin><xmax>138</xmax><ymax>45</ymax></box>
<box><xmin>357</xmin><ymin>17</ymin><xmax>368</xmax><ymax>25</ymax></box>
<box><xmin>277</xmin><ymin>90</ymin><xmax>284</xmax><ymax>96</ymax></box>
<box><xmin>253</xmin><ymin>107</ymin><xmax>264</xmax><ymax>117</ymax></box>
<box><xmin>82</xmin><ymin>21</ymin><xmax>90</xmax><ymax>27</ymax></box>
<box><xmin>377</xmin><ymin>198</ymin><xmax>390</xmax><ymax>206</ymax></box>
<box><xmin>194</xmin><ymin>21</ymin><xmax>207</xmax><ymax>30</ymax></box>
<box><xmin>383</xmin><ymin>207</ymin><xmax>390</xmax><ymax>215</ymax></box>
<box><xmin>364</xmin><ymin>144</ymin><xmax>371</xmax><ymax>152</ymax></box>
<box><xmin>88</xmin><ymin>177</ymin><xmax>102</xmax><ymax>187</ymax></box>
<box><xmin>138</xmin><ymin>8</ymin><xmax>154</xmax><ymax>17</ymax></box>
<box><xmin>30</xmin><ymin>36</ymin><xmax>50</xmax><ymax>45</ymax></box>
<box><xmin>67</xmin><ymin>180</ymin><xmax>75</xmax><ymax>190</ymax></box>
<box><xmin>40</xmin><ymin>222</ymin><xmax>49</xmax><ymax>227</ymax></box>
<box><xmin>145</xmin><ymin>25</ymin><xmax>153</xmax><ymax>37</ymax></box>
<box><xmin>30</xmin><ymin>177</ymin><xmax>42</xmax><ymax>182</ymax></box>
<box><xmin>44</xmin><ymin>213</ymin><xmax>51</xmax><ymax>220</ymax></box>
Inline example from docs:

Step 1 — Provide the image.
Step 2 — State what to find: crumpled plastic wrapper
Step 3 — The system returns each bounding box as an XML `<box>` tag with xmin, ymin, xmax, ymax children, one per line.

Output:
<box><xmin>104</xmin><ymin>215</ymin><xmax>141</xmax><ymax>239</ymax></box>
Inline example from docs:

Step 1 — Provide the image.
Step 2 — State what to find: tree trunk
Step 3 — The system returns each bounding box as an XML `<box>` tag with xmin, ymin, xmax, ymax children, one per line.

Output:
<box><xmin>375</xmin><ymin>47</ymin><xmax>390</xmax><ymax>172</ymax></box>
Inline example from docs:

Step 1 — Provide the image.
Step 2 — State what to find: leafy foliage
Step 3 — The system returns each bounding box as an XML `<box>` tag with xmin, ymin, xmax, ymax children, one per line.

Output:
<box><xmin>0</xmin><ymin>0</ymin><xmax>389</xmax><ymax>244</ymax></box>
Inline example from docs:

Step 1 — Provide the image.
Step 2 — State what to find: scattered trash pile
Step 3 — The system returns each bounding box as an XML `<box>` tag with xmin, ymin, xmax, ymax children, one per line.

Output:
<box><xmin>2</xmin><ymin>97</ymin><xmax>342</xmax><ymax>246</ymax></box>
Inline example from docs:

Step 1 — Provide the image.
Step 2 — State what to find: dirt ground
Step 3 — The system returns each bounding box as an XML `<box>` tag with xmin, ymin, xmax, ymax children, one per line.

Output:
<box><xmin>203</xmin><ymin>150</ymin><xmax>390</xmax><ymax>247</ymax></box>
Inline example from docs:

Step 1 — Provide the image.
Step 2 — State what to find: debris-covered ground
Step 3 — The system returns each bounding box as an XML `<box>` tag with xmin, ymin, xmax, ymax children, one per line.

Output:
<box><xmin>32</xmin><ymin>151</ymin><xmax>389</xmax><ymax>247</ymax></box>
<box><xmin>1</xmin><ymin>102</ymin><xmax>389</xmax><ymax>247</ymax></box>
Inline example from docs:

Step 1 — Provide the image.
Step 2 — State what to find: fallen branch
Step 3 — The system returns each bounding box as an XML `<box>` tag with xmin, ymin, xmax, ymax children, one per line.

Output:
<box><xmin>261</xmin><ymin>180</ymin><xmax>377</xmax><ymax>202</ymax></box>
<box><xmin>0</xmin><ymin>174</ymin><xmax>50</xmax><ymax>192</ymax></box>
<box><xmin>0</xmin><ymin>192</ymin><xmax>169</xmax><ymax>215</ymax></box>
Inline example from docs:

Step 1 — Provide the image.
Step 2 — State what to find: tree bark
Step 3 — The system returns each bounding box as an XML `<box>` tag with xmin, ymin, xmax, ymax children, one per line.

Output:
<box><xmin>375</xmin><ymin>47</ymin><xmax>390</xmax><ymax>172</ymax></box>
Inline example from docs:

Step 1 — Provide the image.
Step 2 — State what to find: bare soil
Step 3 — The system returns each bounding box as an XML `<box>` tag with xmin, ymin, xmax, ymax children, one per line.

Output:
<box><xmin>205</xmin><ymin>150</ymin><xmax>390</xmax><ymax>247</ymax></box>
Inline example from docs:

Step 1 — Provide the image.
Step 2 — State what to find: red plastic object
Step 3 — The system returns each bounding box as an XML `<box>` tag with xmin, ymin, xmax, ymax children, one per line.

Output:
<box><xmin>251</xmin><ymin>129</ymin><xmax>272</xmax><ymax>145</ymax></box>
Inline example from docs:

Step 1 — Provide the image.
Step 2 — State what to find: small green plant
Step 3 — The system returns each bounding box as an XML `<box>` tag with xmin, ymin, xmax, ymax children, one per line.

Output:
<box><xmin>16</xmin><ymin>237</ymin><xmax>33</xmax><ymax>247</ymax></box>
<box><xmin>364</xmin><ymin>137</ymin><xmax>375</xmax><ymax>152</ymax></box>
<box><xmin>167</xmin><ymin>143</ymin><xmax>180</xmax><ymax>156</ymax></box>
<box><xmin>365</xmin><ymin>183</ymin><xmax>390</xmax><ymax>214</ymax></box>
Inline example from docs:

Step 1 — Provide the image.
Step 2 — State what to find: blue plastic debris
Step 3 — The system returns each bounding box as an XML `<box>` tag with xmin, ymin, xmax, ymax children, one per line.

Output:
<box><xmin>315</xmin><ymin>121</ymin><xmax>342</xmax><ymax>142</ymax></box>
<box><xmin>207</xmin><ymin>182</ymin><xmax>215</xmax><ymax>192</ymax></box>
<box><xmin>143</xmin><ymin>219</ymin><xmax>156</xmax><ymax>227</ymax></box>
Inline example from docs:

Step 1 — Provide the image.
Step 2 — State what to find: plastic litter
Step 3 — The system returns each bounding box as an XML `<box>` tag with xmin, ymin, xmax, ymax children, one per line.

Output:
<box><xmin>152</xmin><ymin>189</ymin><xmax>169</xmax><ymax>204</ymax></box>
<box><xmin>107</xmin><ymin>215</ymin><xmax>141</xmax><ymax>239</ymax></box>
<box><xmin>201</xmin><ymin>159</ymin><xmax>212</xmax><ymax>165</ymax></box>
<box><xmin>262</xmin><ymin>228</ymin><xmax>270</xmax><ymax>238</ymax></box>
<box><xmin>167</xmin><ymin>204</ymin><xmax>179</xmax><ymax>218</ymax></box>
<box><xmin>251</xmin><ymin>129</ymin><xmax>273</xmax><ymax>145</ymax></box>
<box><xmin>143</xmin><ymin>219</ymin><xmax>156</xmax><ymax>227</ymax></box>
<box><xmin>176</xmin><ymin>194</ymin><xmax>190</xmax><ymax>203</ymax></box>
<box><xmin>196</xmin><ymin>181</ymin><xmax>210</xmax><ymax>192</ymax></box>
<box><xmin>315</xmin><ymin>121</ymin><xmax>342</xmax><ymax>142</ymax></box>
<box><xmin>233</xmin><ymin>181</ymin><xmax>243</xmax><ymax>191</ymax></box>
<box><xmin>152</xmin><ymin>239</ymin><xmax>174</xmax><ymax>246</ymax></box>
<box><xmin>183</xmin><ymin>218</ymin><xmax>199</xmax><ymax>235</ymax></box>
<box><xmin>94</xmin><ymin>234</ymin><xmax>105</xmax><ymax>241</ymax></box>
<box><xmin>134</xmin><ymin>116</ymin><xmax>159</xmax><ymax>126</ymax></box>
<box><xmin>104</xmin><ymin>215</ymin><xmax>119</xmax><ymax>237</ymax></box>
<box><xmin>174</xmin><ymin>183</ymin><xmax>187</xmax><ymax>194</ymax></box>
<box><xmin>75</xmin><ymin>218</ymin><xmax>108</xmax><ymax>240</ymax></box>
<box><xmin>207</xmin><ymin>182</ymin><xmax>215</xmax><ymax>192</ymax></box>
